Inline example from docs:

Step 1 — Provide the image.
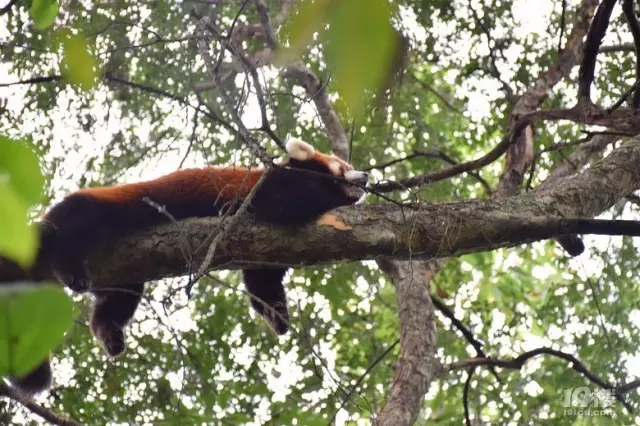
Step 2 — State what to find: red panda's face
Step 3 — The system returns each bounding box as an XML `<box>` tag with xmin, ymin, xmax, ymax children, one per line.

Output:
<box><xmin>285</xmin><ymin>138</ymin><xmax>368</xmax><ymax>203</ymax></box>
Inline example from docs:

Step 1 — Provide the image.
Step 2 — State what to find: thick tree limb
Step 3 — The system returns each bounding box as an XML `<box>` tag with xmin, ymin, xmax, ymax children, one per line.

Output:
<box><xmin>375</xmin><ymin>260</ymin><xmax>440</xmax><ymax>426</ymax></box>
<box><xmin>2</xmin><ymin>137</ymin><xmax>640</xmax><ymax>287</ymax></box>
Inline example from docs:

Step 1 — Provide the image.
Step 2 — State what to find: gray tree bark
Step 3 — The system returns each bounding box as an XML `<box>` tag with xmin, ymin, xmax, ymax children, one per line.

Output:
<box><xmin>2</xmin><ymin>137</ymin><xmax>639</xmax><ymax>290</ymax></box>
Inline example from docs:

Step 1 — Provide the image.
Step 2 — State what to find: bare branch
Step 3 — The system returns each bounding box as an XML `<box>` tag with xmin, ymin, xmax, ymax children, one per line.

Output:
<box><xmin>373</xmin><ymin>116</ymin><xmax>533</xmax><ymax>192</ymax></box>
<box><xmin>622</xmin><ymin>0</ymin><xmax>640</xmax><ymax>107</ymax></box>
<box><xmin>578</xmin><ymin>0</ymin><xmax>618</xmax><ymax>103</ymax></box>
<box><xmin>0</xmin><ymin>382</ymin><xmax>82</xmax><ymax>426</ymax></box>
<box><xmin>445</xmin><ymin>347</ymin><xmax>638</xmax><ymax>412</ymax></box>
<box><xmin>600</xmin><ymin>42</ymin><xmax>635</xmax><ymax>53</ymax></box>
<box><xmin>194</xmin><ymin>15</ymin><xmax>273</xmax><ymax>165</ymax></box>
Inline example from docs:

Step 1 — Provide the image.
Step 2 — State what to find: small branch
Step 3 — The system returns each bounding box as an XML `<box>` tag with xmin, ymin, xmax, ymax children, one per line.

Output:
<box><xmin>191</xmin><ymin>169</ymin><xmax>271</xmax><ymax>292</ymax></box>
<box><xmin>0</xmin><ymin>72</ymin><xmax>242</xmax><ymax>139</ymax></box>
<box><xmin>327</xmin><ymin>339</ymin><xmax>400</xmax><ymax>425</ymax></box>
<box><xmin>431</xmin><ymin>296</ymin><xmax>501</xmax><ymax>383</ymax></box>
<box><xmin>0</xmin><ymin>382</ymin><xmax>82</xmax><ymax>426</ymax></box>
<box><xmin>607</xmin><ymin>80</ymin><xmax>640</xmax><ymax>112</ymax></box>
<box><xmin>468</xmin><ymin>4</ymin><xmax>516</xmax><ymax>102</ymax></box>
<box><xmin>373</xmin><ymin>116</ymin><xmax>532</xmax><ymax>192</ymax></box>
<box><xmin>0</xmin><ymin>75</ymin><xmax>62</xmax><ymax>86</ymax></box>
<box><xmin>538</xmin><ymin>133</ymin><xmax>617</xmax><ymax>190</ymax></box>
<box><xmin>365</xmin><ymin>149</ymin><xmax>492</xmax><ymax>195</ymax></box>
<box><xmin>463</xmin><ymin>367</ymin><xmax>476</xmax><ymax>426</ymax></box>
<box><xmin>374</xmin><ymin>100</ymin><xmax>640</xmax><ymax>195</ymax></box>
<box><xmin>193</xmin><ymin>14</ymin><xmax>273</xmax><ymax>165</ymax></box>
<box><xmin>410</xmin><ymin>74</ymin><xmax>464</xmax><ymax>116</ymax></box>
<box><xmin>445</xmin><ymin>347</ymin><xmax>637</xmax><ymax>413</ymax></box>
<box><xmin>599</xmin><ymin>42</ymin><xmax>635</xmax><ymax>53</ymax></box>
<box><xmin>557</xmin><ymin>0</ymin><xmax>567</xmax><ymax>52</ymax></box>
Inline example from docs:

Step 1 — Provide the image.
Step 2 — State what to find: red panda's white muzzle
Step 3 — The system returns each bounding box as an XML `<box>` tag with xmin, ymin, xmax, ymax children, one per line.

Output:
<box><xmin>344</xmin><ymin>170</ymin><xmax>369</xmax><ymax>185</ymax></box>
<box><xmin>342</xmin><ymin>170</ymin><xmax>369</xmax><ymax>203</ymax></box>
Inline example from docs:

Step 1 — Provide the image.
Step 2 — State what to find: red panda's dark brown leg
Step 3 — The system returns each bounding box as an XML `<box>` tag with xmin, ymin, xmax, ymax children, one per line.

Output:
<box><xmin>7</xmin><ymin>356</ymin><xmax>52</xmax><ymax>398</ymax></box>
<box><xmin>90</xmin><ymin>282</ymin><xmax>145</xmax><ymax>357</ymax></box>
<box><xmin>242</xmin><ymin>268</ymin><xmax>290</xmax><ymax>335</ymax></box>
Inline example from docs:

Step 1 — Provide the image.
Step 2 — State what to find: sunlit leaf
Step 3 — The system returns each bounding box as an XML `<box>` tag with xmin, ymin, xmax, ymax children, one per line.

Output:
<box><xmin>61</xmin><ymin>34</ymin><xmax>99</xmax><ymax>91</ymax></box>
<box><xmin>0</xmin><ymin>136</ymin><xmax>44</xmax><ymax>205</ymax></box>
<box><xmin>0</xmin><ymin>136</ymin><xmax>44</xmax><ymax>266</ymax></box>
<box><xmin>283</xmin><ymin>0</ymin><xmax>333</xmax><ymax>55</ymax></box>
<box><xmin>324</xmin><ymin>0</ymin><xmax>396</xmax><ymax>115</ymax></box>
<box><xmin>30</xmin><ymin>0</ymin><xmax>59</xmax><ymax>30</ymax></box>
<box><xmin>284</xmin><ymin>0</ymin><xmax>396</xmax><ymax>115</ymax></box>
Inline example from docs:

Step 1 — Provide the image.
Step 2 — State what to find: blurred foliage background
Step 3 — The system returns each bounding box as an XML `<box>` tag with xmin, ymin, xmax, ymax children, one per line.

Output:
<box><xmin>1</xmin><ymin>0</ymin><xmax>639</xmax><ymax>424</ymax></box>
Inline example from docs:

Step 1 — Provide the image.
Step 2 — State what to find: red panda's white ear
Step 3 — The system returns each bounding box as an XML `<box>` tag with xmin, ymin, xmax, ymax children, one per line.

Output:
<box><xmin>286</xmin><ymin>138</ymin><xmax>315</xmax><ymax>161</ymax></box>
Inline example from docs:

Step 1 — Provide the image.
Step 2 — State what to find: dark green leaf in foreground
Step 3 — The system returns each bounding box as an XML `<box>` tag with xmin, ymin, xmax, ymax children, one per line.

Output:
<box><xmin>0</xmin><ymin>284</ymin><xmax>73</xmax><ymax>377</ymax></box>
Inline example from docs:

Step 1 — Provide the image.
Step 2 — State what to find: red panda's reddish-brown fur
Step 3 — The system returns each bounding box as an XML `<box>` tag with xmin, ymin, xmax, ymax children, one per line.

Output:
<box><xmin>7</xmin><ymin>139</ymin><xmax>369</xmax><ymax>397</ymax></box>
<box><xmin>74</xmin><ymin>167</ymin><xmax>263</xmax><ymax>204</ymax></box>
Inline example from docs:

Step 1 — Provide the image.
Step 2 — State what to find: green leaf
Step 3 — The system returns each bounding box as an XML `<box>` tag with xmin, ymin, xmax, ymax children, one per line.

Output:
<box><xmin>284</xmin><ymin>0</ymin><xmax>397</xmax><ymax>115</ymax></box>
<box><xmin>283</xmin><ymin>0</ymin><xmax>333</xmax><ymax>55</ymax></box>
<box><xmin>0</xmin><ymin>136</ymin><xmax>44</xmax><ymax>205</ymax></box>
<box><xmin>30</xmin><ymin>0</ymin><xmax>60</xmax><ymax>30</ymax></box>
<box><xmin>61</xmin><ymin>34</ymin><xmax>99</xmax><ymax>91</ymax></box>
<box><xmin>0</xmin><ymin>184</ymin><xmax>39</xmax><ymax>268</ymax></box>
<box><xmin>0</xmin><ymin>136</ymin><xmax>44</xmax><ymax>266</ymax></box>
<box><xmin>324</xmin><ymin>0</ymin><xmax>396</xmax><ymax>115</ymax></box>
<box><xmin>529</xmin><ymin>319</ymin><xmax>544</xmax><ymax>337</ymax></box>
<box><xmin>0</xmin><ymin>284</ymin><xmax>73</xmax><ymax>377</ymax></box>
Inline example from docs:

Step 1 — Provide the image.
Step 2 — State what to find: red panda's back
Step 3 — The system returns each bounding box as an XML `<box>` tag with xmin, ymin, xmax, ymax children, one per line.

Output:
<box><xmin>67</xmin><ymin>167</ymin><xmax>265</xmax><ymax>223</ymax></box>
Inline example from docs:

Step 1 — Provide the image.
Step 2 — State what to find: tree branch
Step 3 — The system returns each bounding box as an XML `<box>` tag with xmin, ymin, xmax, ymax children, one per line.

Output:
<box><xmin>622</xmin><ymin>0</ymin><xmax>640</xmax><ymax>107</ymax></box>
<box><xmin>445</xmin><ymin>347</ymin><xmax>638</xmax><ymax>412</ymax></box>
<box><xmin>3</xmin><ymin>137</ymin><xmax>640</xmax><ymax>288</ymax></box>
<box><xmin>283</xmin><ymin>62</ymin><xmax>350</xmax><ymax>160</ymax></box>
<box><xmin>375</xmin><ymin>260</ymin><xmax>440</xmax><ymax>426</ymax></box>
<box><xmin>577</xmin><ymin>0</ymin><xmax>618</xmax><ymax>103</ymax></box>
<box><xmin>0</xmin><ymin>382</ymin><xmax>82</xmax><ymax>426</ymax></box>
<box><xmin>497</xmin><ymin>0</ymin><xmax>600</xmax><ymax>198</ymax></box>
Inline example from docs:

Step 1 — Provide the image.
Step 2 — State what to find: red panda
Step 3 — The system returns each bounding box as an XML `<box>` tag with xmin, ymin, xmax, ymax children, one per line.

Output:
<box><xmin>7</xmin><ymin>138</ymin><xmax>368</xmax><ymax>397</ymax></box>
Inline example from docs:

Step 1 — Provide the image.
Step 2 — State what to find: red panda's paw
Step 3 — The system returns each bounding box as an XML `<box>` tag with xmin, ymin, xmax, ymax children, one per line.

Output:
<box><xmin>90</xmin><ymin>321</ymin><xmax>126</xmax><ymax>357</ymax></box>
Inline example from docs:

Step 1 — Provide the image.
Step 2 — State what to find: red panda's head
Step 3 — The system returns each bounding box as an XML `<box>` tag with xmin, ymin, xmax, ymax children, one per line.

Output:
<box><xmin>284</xmin><ymin>138</ymin><xmax>368</xmax><ymax>204</ymax></box>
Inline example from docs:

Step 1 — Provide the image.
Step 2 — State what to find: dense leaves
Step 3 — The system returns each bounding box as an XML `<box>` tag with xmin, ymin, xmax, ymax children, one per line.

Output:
<box><xmin>1</xmin><ymin>0</ymin><xmax>639</xmax><ymax>425</ymax></box>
